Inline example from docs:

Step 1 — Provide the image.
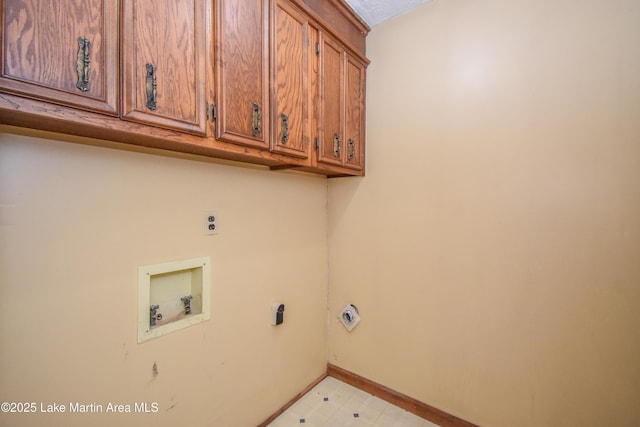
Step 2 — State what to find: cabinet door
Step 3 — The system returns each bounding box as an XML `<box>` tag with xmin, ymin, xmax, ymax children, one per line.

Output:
<box><xmin>0</xmin><ymin>0</ymin><xmax>118</xmax><ymax>114</ymax></box>
<box><xmin>270</xmin><ymin>0</ymin><xmax>309</xmax><ymax>159</ymax></box>
<box><xmin>316</xmin><ymin>32</ymin><xmax>344</xmax><ymax>167</ymax></box>
<box><xmin>215</xmin><ymin>0</ymin><xmax>269</xmax><ymax>149</ymax></box>
<box><xmin>122</xmin><ymin>0</ymin><xmax>207</xmax><ymax>134</ymax></box>
<box><xmin>344</xmin><ymin>53</ymin><xmax>365</xmax><ymax>171</ymax></box>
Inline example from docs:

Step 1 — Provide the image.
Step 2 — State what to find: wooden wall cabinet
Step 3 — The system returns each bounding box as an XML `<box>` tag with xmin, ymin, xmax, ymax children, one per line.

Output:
<box><xmin>0</xmin><ymin>0</ymin><xmax>118</xmax><ymax>114</ymax></box>
<box><xmin>121</xmin><ymin>0</ymin><xmax>208</xmax><ymax>135</ymax></box>
<box><xmin>0</xmin><ymin>0</ymin><xmax>368</xmax><ymax>177</ymax></box>
<box><xmin>214</xmin><ymin>0</ymin><xmax>270</xmax><ymax>149</ymax></box>
<box><xmin>316</xmin><ymin>32</ymin><xmax>344</xmax><ymax>168</ymax></box>
<box><xmin>343</xmin><ymin>52</ymin><xmax>366</xmax><ymax>171</ymax></box>
<box><xmin>315</xmin><ymin>30</ymin><xmax>366</xmax><ymax>173</ymax></box>
<box><xmin>270</xmin><ymin>0</ymin><xmax>311</xmax><ymax>160</ymax></box>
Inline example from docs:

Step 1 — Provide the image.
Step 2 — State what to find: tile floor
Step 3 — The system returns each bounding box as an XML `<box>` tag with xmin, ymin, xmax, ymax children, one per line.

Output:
<box><xmin>267</xmin><ymin>377</ymin><xmax>440</xmax><ymax>427</ymax></box>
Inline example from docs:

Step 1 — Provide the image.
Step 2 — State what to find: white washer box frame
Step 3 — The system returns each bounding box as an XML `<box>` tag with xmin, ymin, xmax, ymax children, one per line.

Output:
<box><xmin>138</xmin><ymin>256</ymin><xmax>211</xmax><ymax>343</ymax></box>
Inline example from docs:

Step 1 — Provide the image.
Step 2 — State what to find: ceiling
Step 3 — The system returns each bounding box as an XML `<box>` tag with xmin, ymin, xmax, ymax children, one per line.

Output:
<box><xmin>344</xmin><ymin>0</ymin><xmax>433</xmax><ymax>27</ymax></box>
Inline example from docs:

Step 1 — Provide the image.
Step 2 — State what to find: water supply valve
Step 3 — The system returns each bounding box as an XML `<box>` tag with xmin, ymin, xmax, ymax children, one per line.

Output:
<box><xmin>150</xmin><ymin>305</ymin><xmax>162</xmax><ymax>327</ymax></box>
<box><xmin>181</xmin><ymin>295</ymin><xmax>193</xmax><ymax>315</ymax></box>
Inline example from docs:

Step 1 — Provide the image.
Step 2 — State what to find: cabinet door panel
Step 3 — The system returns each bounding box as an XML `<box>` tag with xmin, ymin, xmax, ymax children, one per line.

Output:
<box><xmin>271</xmin><ymin>0</ymin><xmax>309</xmax><ymax>158</ymax></box>
<box><xmin>309</xmin><ymin>25</ymin><xmax>320</xmax><ymax>160</ymax></box>
<box><xmin>1</xmin><ymin>0</ymin><xmax>117</xmax><ymax>114</ymax></box>
<box><xmin>317</xmin><ymin>33</ymin><xmax>344</xmax><ymax>167</ymax></box>
<box><xmin>122</xmin><ymin>0</ymin><xmax>206</xmax><ymax>134</ymax></box>
<box><xmin>344</xmin><ymin>54</ymin><xmax>365</xmax><ymax>170</ymax></box>
<box><xmin>215</xmin><ymin>0</ymin><xmax>269</xmax><ymax>149</ymax></box>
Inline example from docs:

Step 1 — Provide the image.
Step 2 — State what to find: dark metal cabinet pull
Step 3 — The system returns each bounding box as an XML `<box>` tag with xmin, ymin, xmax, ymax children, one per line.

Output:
<box><xmin>252</xmin><ymin>102</ymin><xmax>261</xmax><ymax>136</ymax></box>
<box><xmin>348</xmin><ymin>139</ymin><xmax>356</xmax><ymax>160</ymax></box>
<box><xmin>280</xmin><ymin>113</ymin><xmax>289</xmax><ymax>145</ymax></box>
<box><xmin>145</xmin><ymin>63</ymin><xmax>157</xmax><ymax>111</ymax></box>
<box><xmin>75</xmin><ymin>37</ymin><xmax>91</xmax><ymax>92</ymax></box>
<box><xmin>207</xmin><ymin>103</ymin><xmax>217</xmax><ymax>122</ymax></box>
<box><xmin>333</xmin><ymin>133</ymin><xmax>342</xmax><ymax>157</ymax></box>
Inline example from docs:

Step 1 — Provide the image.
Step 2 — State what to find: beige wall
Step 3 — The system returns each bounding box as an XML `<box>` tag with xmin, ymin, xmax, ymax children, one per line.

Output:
<box><xmin>2</xmin><ymin>1</ymin><xmax>640</xmax><ymax>426</ymax></box>
<box><xmin>328</xmin><ymin>1</ymin><xmax>640</xmax><ymax>426</ymax></box>
<box><xmin>0</xmin><ymin>130</ymin><xmax>328</xmax><ymax>427</ymax></box>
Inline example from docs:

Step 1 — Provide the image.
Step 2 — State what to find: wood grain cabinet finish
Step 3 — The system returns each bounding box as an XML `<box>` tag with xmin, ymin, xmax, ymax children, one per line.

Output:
<box><xmin>343</xmin><ymin>52</ymin><xmax>365</xmax><ymax>171</ymax></box>
<box><xmin>270</xmin><ymin>0</ymin><xmax>310</xmax><ymax>159</ymax></box>
<box><xmin>0</xmin><ymin>0</ymin><xmax>118</xmax><ymax>114</ymax></box>
<box><xmin>121</xmin><ymin>0</ymin><xmax>207</xmax><ymax>134</ymax></box>
<box><xmin>0</xmin><ymin>0</ymin><xmax>368</xmax><ymax>176</ymax></box>
<box><xmin>315</xmin><ymin>31</ymin><xmax>366</xmax><ymax>172</ymax></box>
<box><xmin>316</xmin><ymin>32</ymin><xmax>344</xmax><ymax>168</ymax></box>
<box><xmin>214</xmin><ymin>0</ymin><xmax>270</xmax><ymax>149</ymax></box>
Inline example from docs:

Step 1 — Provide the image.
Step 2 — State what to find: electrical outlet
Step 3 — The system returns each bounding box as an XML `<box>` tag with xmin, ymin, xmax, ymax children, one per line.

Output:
<box><xmin>204</xmin><ymin>211</ymin><xmax>218</xmax><ymax>235</ymax></box>
<box><xmin>272</xmin><ymin>303</ymin><xmax>285</xmax><ymax>326</ymax></box>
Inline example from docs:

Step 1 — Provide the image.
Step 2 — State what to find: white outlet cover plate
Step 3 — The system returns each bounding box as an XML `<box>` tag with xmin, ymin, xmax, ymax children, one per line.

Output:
<box><xmin>204</xmin><ymin>211</ymin><xmax>218</xmax><ymax>235</ymax></box>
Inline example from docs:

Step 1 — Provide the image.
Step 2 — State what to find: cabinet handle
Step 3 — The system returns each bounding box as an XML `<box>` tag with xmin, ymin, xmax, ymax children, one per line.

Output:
<box><xmin>145</xmin><ymin>63</ymin><xmax>157</xmax><ymax>111</ymax></box>
<box><xmin>280</xmin><ymin>113</ymin><xmax>289</xmax><ymax>145</ymax></box>
<box><xmin>252</xmin><ymin>102</ymin><xmax>261</xmax><ymax>136</ymax></box>
<box><xmin>207</xmin><ymin>103</ymin><xmax>217</xmax><ymax>122</ymax></box>
<box><xmin>348</xmin><ymin>139</ymin><xmax>356</xmax><ymax>161</ymax></box>
<box><xmin>75</xmin><ymin>37</ymin><xmax>91</xmax><ymax>92</ymax></box>
<box><xmin>333</xmin><ymin>133</ymin><xmax>342</xmax><ymax>157</ymax></box>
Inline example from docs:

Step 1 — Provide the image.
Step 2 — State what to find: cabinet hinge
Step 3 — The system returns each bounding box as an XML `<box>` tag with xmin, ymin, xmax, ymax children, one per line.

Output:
<box><xmin>315</xmin><ymin>42</ymin><xmax>320</xmax><ymax>56</ymax></box>
<box><xmin>314</xmin><ymin>137</ymin><xmax>319</xmax><ymax>150</ymax></box>
<box><xmin>207</xmin><ymin>103</ymin><xmax>217</xmax><ymax>122</ymax></box>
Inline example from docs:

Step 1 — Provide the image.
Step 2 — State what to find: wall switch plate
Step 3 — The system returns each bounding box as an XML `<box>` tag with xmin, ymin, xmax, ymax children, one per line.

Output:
<box><xmin>204</xmin><ymin>211</ymin><xmax>218</xmax><ymax>235</ymax></box>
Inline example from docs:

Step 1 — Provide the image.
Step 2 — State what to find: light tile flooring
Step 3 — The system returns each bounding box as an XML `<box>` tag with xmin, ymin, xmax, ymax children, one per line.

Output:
<box><xmin>267</xmin><ymin>377</ymin><xmax>440</xmax><ymax>427</ymax></box>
